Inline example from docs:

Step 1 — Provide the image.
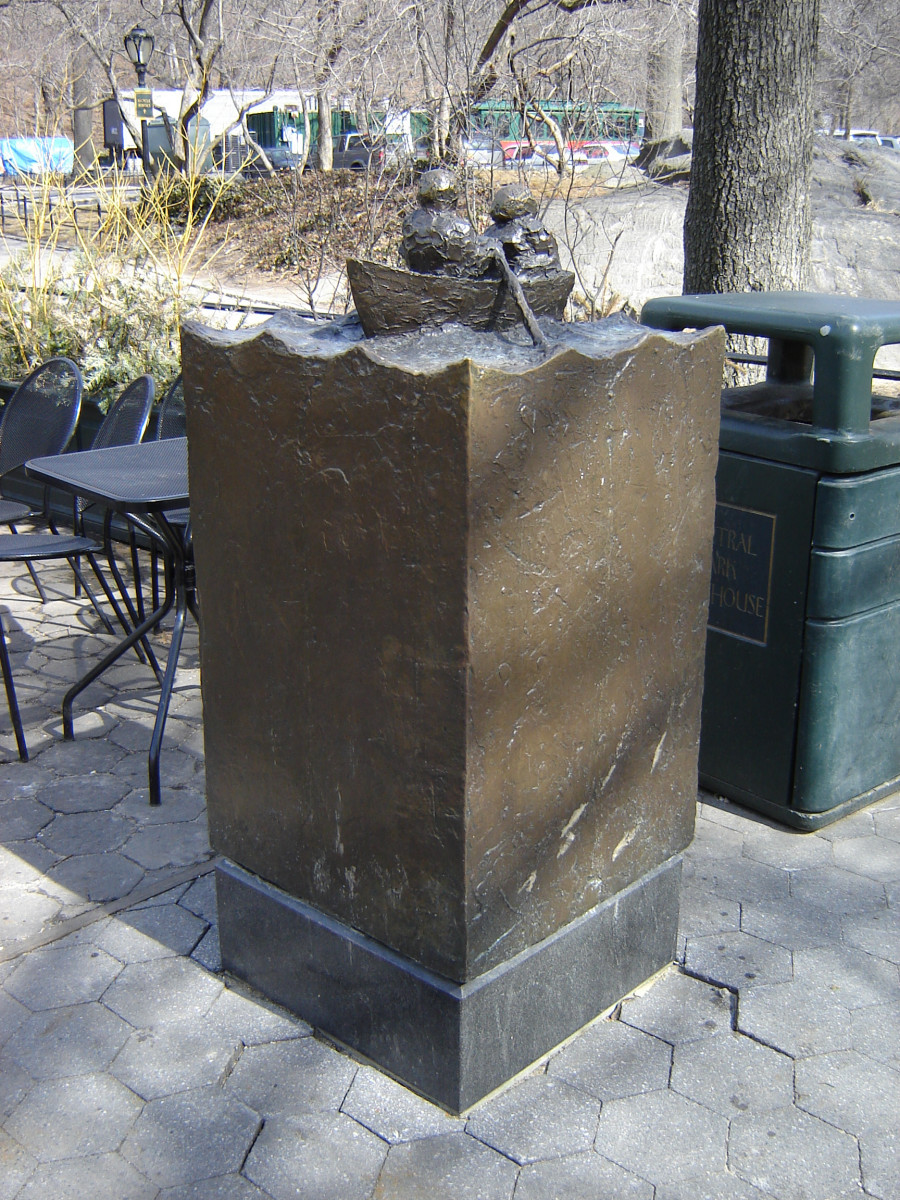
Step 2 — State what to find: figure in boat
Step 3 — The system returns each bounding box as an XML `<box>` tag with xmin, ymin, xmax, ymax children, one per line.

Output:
<box><xmin>400</xmin><ymin>169</ymin><xmax>490</xmax><ymax>278</ymax></box>
<box><xmin>481</xmin><ymin>184</ymin><xmax>562</xmax><ymax>281</ymax></box>
<box><xmin>400</xmin><ymin>171</ymin><xmax>563</xmax><ymax>285</ymax></box>
<box><xmin>347</xmin><ymin>170</ymin><xmax>574</xmax><ymax>339</ymax></box>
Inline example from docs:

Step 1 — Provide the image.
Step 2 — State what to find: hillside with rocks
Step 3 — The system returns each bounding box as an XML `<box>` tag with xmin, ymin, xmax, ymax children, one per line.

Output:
<box><xmin>544</xmin><ymin>136</ymin><xmax>900</xmax><ymax>317</ymax></box>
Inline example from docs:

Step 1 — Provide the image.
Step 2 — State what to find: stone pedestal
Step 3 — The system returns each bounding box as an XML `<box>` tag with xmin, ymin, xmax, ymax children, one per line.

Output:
<box><xmin>181</xmin><ymin>313</ymin><xmax>724</xmax><ymax>1111</ymax></box>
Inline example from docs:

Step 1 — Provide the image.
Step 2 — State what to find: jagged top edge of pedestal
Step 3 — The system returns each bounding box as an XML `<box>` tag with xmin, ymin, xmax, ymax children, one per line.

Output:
<box><xmin>182</xmin><ymin>309</ymin><xmax>722</xmax><ymax>375</ymax></box>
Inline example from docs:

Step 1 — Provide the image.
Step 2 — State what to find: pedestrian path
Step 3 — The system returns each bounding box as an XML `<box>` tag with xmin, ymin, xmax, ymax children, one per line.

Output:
<box><xmin>0</xmin><ymin>552</ymin><xmax>898</xmax><ymax>1198</ymax></box>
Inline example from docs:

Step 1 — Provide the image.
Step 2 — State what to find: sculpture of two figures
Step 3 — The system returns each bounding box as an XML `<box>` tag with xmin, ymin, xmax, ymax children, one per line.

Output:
<box><xmin>345</xmin><ymin>168</ymin><xmax>574</xmax><ymax>343</ymax></box>
<box><xmin>400</xmin><ymin>169</ymin><xmax>562</xmax><ymax>284</ymax></box>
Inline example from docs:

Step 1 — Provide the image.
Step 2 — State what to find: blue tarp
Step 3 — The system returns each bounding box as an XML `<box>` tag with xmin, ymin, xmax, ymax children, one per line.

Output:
<box><xmin>0</xmin><ymin>137</ymin><xmax>74</xmax><ymax>176</ymax></box>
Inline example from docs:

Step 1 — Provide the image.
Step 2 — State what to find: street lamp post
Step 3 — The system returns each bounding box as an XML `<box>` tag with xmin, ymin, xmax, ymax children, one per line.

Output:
<box><xmin>124</xmin><ymin>25</ymin><xmax>155</xmax><ymax>176</ymax></box>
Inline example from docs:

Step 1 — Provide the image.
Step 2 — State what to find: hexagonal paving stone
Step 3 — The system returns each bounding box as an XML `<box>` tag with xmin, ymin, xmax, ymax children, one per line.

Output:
<box><xmin>204</xmin><ymin>986</ymin><xmax>310</xmax><ymax>1046</ymax></box>
<box><xmin>833</xmin><ymin>835</ymin><xmax>900</xmax><ymax>883</ymax></box>
<box><xmin>619</xmin><ymin>970</ymin><xmax>734</xmax><ymax>1045</ymax></box>
<box><xmin>514</xmin><ymin>1150</ymin><xmax>654</xmax><ymax>1199</ymax></box>
<box><xmin>5</xmin><ymin>1072</ymin><xmax>143</xmax><ymax>1161</ymax></box>
<box><xmin>815</xmin><ymin>806</ymin><xmax>877</xmax><ymax>843</ymax></box>
<box><xmin>122</xmin><ymin>821</ymin><xmax>211</xmax><ymax>870</ymax></box>
<box><xmin>0</xmin><ymin>1127</ymin><xmax>36</xmax><ymax>1200</ymax></box>
<box><xmin>114</xmin><ymin>902</ymin><xmax>209</xmax><ymax>957</ymax></box>
<box><xmin>111</xmin><ymin>1018</ymin><xmax>243</xmax><ymax>1100</ymax></box>
<box><xmin>842</xmin><ymin>906</ymin><xmax>900</xmax><ymax>965</ymax></box>
<box><xmin>740</xmin><ymin>895</ymin><xmax>843</xmax><ymax>953</ymax></box>
<box><xmin>593</xmin><ymin>1089</ymin><xmax>728</xmax><ymax>1185</ymax></box>
<box><xmin>342</xmin><ymin>1063</ymin><xmax>465</xmax><ymax>1143</ymax></box>
<box><xmin>678</xmin><ymin>886</ymin><xmax>742</xmax><ymax>941</ymax></box>
<box><xmin>38</xmin><ymin>809</ymin><xmax>131</xmax><ymax>855</ymax></box>
<box><xmin>0</xmin><ymin>842</ymin><xmax>57</xmax><ymax>890</ymax></box>
<box><xmin>466</xmin><ymin>1073</ymin><xmax>601</xmax><ymax>1165</ymax></box>
<box><xmin>670</xmin><ymin>1031</ymin><xmax>794</xmax><ymax>1118</ymax></box>
<box><xmin>245</xmin><ymin>1112</ymin><xmax>387</xmax><ymax>1200</ymax></box>
<box><xmin>859</xmin><ymin>1127</ymin><xmax>900</xmax><ymax>1200</ymax></box>
<box><xmin>370</xmin><ymin>1131</ymin><xmax>516</xmax><ymax>1200</ymax></box>
<box><xmin>0</xmin><ymin>1050</ymin><xmax>32</xmax><ymax>1119</ymax></box>
<box><xmin>115</xmin><ymin>785</ymin><xmax>206</xmax><ymax>825</ymax></box>
<box><xmin>191</xmin><ymin>926</ymin><xmax>220</xmax><ymax>972</ymax></box>
<box><xmin>223</xmin><ymin>1036</ymin><xmax>357</xmax><ymax>1115</ymax></box>
<box><xmin>795</xmin><ymin>1050</ymin><xmax>900</xmax><ymax>1135</ymax></box>
<box><xmin>178</xmin><ymin>874</ymin><xmax>217</xmax><ymax>922</ymax></box>
<box><xmin>101</xmin><ymin>956</ymin><xmax>223</xmax><ymax>1028</ymax></box>
<box><xmin>16</xmin><ymin>1152</ymin><xmax>158</xmax><ymax>1200</ymax></box>
<box><xmin>728</xmin><ymin>1106</ymin><xmax>862</xmax><ymax>1199</ymax></box>
<box><xmin>5</xmin><ymin>1002</ymin><xmax>132</xmax><ymax>1079</ymax></box>
<box><xmin>791</xmin><ymin>944</ymin><xmax>899</xmax><ymax>1008</ymax></box>
<box><xmin>789</xmin><ymin>865</ymin><xmax>887</xmax><ymax>916</ymax></box>
<box><xmin>37</xmin><ymin>737</ymin><xmax>127</xmax><ymax>774</ymax></box>
<box><xmin>5</xmin><ymin>944</ymin><xmax>123</xmax><ymax>1010</ymax></box>
<box><xmin>684</xmin><ymin>931</ymin><xmax>793</xmax><ymax>992</ymax></box>
<box><xmin>873</xmin><ymin>807</ymin><xmax>900</xmax><ymax>842</ymax></box>
<box><xmin>44</xmin><ymin>851</ymin><xmax>146</xmax><ymax>904</ymax></box>
<box><xmin>157</xmin><ymin>1177</ymin><xmax>271</xmax><ymax>1199</ymax></box>
<box><xmin>35</xmin><ymin>773</ymin><xmax>132</xmax><ymax>814</ymax></box>
<box><xmin>120</xmin><ymin>1087</ymin><xmax>261</xmax><ymax>1189</ymax></box>
<box><xmin>849</xmin><ymin>1002</ymin><xmax>900</xmax><ymax>1070</ymax></box>
<box><xmin>653</xmin><ymin>1170</ymin><xmax>772</xmax><ymax>1199</ymax></box>
<box><xmin>546</xmin><ymin>1018</ymin><xmax>672</xmax><ymax>1101</ymax></box>
<box><xmin>737</xmin><ymin>980</ymin><xmax>854</xmax><ymax>1058</ymax></box>
<box><xmin>686</xmin><ymin>817</ymin><xmax>745</xmax><ymax>860</ymax></box>
<box><xmin>0</xmin><ymin>988</ymin><xmax>30</xmax><ymax>1046</ymax></box>
<box><xmin>741</xmin><ymin>827</ymin><xmax>834</xmax><ymax>872</ymax></box>
<box><xmin>0</xmin><ymin>795</ymin><xmax>53</xmax><ymax>840</ymax></box>
<box><xmin>75</xmin><ymin>906</ymin><xmax>206</xmax><ymax>964</ymax></box>
<box><xmin>687</xmin><ymin>858</ymin><xmax>791</xmax><ymax>907</ymax></box>
<box><xmin>0</xmin><ymin>890</ymin><xmax>62</xmax><ymax>951</ymax></box>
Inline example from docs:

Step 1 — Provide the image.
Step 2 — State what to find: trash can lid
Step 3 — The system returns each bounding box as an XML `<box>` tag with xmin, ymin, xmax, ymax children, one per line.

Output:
<box><xmin>641</xmin><ymin>292</ymin><xmax>900</xmax><ymax>346</ymax></box>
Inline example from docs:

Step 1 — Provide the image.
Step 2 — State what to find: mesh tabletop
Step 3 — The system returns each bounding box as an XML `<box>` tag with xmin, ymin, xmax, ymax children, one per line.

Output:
<box><xmin>26</xmin><ymin>438</ymin><xmax>188</xmax><ymax>513</ymax></box>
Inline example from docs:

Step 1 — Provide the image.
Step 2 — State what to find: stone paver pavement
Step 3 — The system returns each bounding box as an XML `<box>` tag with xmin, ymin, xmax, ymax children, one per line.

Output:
<box><xmin>1</xmin><ymin>552</ymin><xmax>899</xmax><ymax>1197</ymax></box>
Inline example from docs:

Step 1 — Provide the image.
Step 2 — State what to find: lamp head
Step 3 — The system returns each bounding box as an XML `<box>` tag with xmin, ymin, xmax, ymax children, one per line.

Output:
<box><xmin>124</xmin><ymin>26</ymin><xmax>154</xmax><ymax>72</ymax></box>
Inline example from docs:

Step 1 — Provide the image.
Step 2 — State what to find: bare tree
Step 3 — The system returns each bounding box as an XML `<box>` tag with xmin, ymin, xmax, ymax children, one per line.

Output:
<box><xmin>816</xmin><ymin>0</ymin><xmax>900</xmax><ymax>134</ymax></box>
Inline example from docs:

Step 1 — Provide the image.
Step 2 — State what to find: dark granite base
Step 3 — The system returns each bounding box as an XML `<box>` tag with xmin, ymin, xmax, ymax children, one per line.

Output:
<box><xmin>216</xmin><ymin>855</ymin><xmax>683</xmax><ymax>1112</ymax></box>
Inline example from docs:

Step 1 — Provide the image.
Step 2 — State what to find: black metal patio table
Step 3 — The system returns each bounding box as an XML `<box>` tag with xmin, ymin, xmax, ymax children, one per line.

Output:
<box><xmin>26</xmin><ymin>438</ymin><xmax>195</xmax><ymax>805</ymax></box>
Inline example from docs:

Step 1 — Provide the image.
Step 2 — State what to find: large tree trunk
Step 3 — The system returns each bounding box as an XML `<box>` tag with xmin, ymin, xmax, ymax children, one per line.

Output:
<box><xmin>683</xmin><ymin>0</ymin><xmax>820</xmax><ymax>294</ymax></box>
<box><xmin>645</xmin><ymin>4</ymin><xmax>684</xmax><ymax>143</ymax></box>
<box><xmin>317</xmin><ymin>91</ymin><xmax>334</xmax><ymax>171</ymax></box>
<box><xmin>72</xmin><ymin>46</ymin><xmax>96</xmax><ymax>176</ymax></box>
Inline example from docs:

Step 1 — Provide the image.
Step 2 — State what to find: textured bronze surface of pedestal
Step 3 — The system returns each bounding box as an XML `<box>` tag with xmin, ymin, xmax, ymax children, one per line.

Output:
<box><xmin>182</xmin><ymin>312</ymin><xmax>724</xmax><ymax>1109</ymax></box>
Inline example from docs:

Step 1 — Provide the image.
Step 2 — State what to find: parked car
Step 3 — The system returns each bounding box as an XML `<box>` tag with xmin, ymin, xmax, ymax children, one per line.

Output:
<box><xmin>460</xmin><ymin>130</ymin><xmax>505</xmax><ymax>168</ymax></box>
<box><xmin>241</xmin><ymin>143</ymin><xmax>302</xmax><ymax>175</ymax></box>
<box><xmin>307</xmin><ymin>133</ymin><xmax>384</xmax><ymax>171</ymax></box>
<box><xmin>500</xmin><ymin>139</ymin><xmax>611</xmax><ymax>170</ymax></box>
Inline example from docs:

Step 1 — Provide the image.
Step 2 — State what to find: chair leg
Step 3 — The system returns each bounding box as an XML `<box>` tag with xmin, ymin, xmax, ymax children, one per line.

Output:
<box><xmin>7</xmin><ymin>523</ymin><xmax>50</xmax><ymax>605</ymax></box>
<box><xmin>0</xmin><ymin>611</ymin><xmax>28</xmax><ymax>762</ymax></box>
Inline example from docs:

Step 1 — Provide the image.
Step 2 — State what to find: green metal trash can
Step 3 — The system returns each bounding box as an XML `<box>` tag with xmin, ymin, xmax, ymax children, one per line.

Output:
<box><xmin>641</xmin><ymin>292</ymin><xmax>900</xmax><ymax>829</ymax></box>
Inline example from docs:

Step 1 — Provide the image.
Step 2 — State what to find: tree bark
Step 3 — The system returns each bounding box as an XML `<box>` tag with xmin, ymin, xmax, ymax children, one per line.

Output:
<box><xmin>72</xmin><ymin>46</ymin><xmax>95</xmax><ymax>177</ymax></box>
<box><xmin>645</xmin><ymin>3</ymin><xmax>684</xmax><ymax>143</ymax></box>
<box><xmin>317</xmin><ymin>90</ymin><xmax>334</xmax><ymax>171</ymax></box>
<box><xmin>683</xmin><ymin>0</ymin><xmax>820</xmax><ymax>293</ymax></box>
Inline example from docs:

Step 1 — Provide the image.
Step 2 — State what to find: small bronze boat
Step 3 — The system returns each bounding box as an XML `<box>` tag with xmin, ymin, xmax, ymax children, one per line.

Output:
<box><xmin>347</xmin><ymin>258</ymin><xmax>574</xmax><ymax>338</ymax></box>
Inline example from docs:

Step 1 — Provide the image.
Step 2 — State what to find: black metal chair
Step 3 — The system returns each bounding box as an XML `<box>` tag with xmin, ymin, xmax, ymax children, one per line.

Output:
<box><xmin>69</xmin><ymin>375</ymin><xmax>158</xmax><ymax>666</ymax></box>
<box><xmin>155</xmin><ymin>373</ymin><xmax>185</xmax><ymax>440</ymax></box>
<box><xmin>0</xmin><ymin>531</ymin><xmax>101</xmax><ymax>761</ymax></box>
<box><xmin>148</xmin><ymin>374</ymin><xmax>189</xmax><ymax>615</ymax></box>
<box><xmin>0</xmin><ymin>358</ymin><xmax>83</xmax><ymax>601</ymax></box>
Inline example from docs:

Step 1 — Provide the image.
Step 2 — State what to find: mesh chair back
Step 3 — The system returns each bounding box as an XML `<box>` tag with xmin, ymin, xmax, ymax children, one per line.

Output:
<box><xmin>155</xmin><ymin>374</ymin><xmax>185</xmax><ymax>440</ymax></box>
<box><xmin>92</xmin><ymin>375</ymin><xmax>155</xmax><ymax>450</ymax></box>
<box><xmin>0</xmin><ymin>358</ymin><xmax>83</xmax><ymax>477</ymax></box>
